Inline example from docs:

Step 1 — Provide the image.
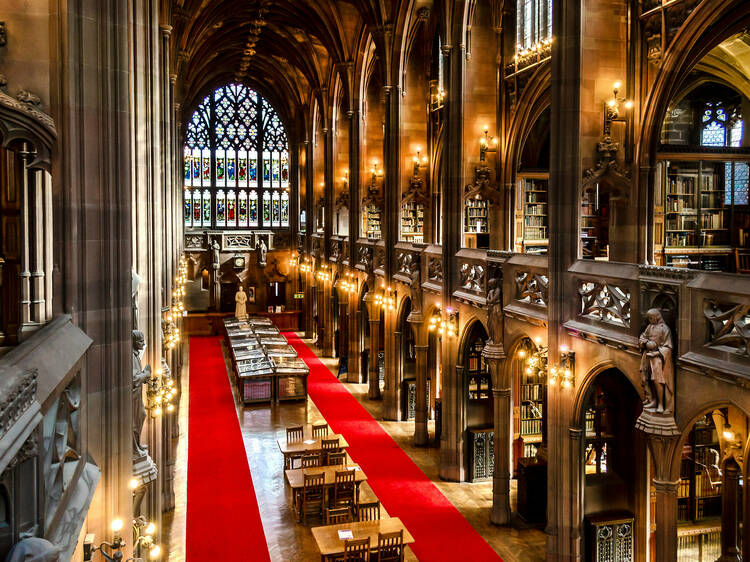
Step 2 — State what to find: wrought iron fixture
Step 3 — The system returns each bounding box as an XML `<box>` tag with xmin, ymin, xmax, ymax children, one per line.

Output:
<box><xmin>412</xmin><ymin>147</ymin><xmax>428</xmax><ymax>176</ymax></box>
<box><xmin>479</xmin><ymin>125</ymin><xmax>498</xmax><ymax>162</ymax></box>
<box><xmin>427</xmin><ymin>304</ymin><xmax>457</xmax><ymax>337</ymax></box>
<box><xmin>549</xmin><ymin>344</ymin><xmax>575</xmax><ymax>388</ymax></box>
<box><xmin>375</xmin><ymin>286</ymin><xmax>396</xmax><ymax>312</ymax></box>
<box><xmin>603</xmin><ymin>81</ymin><xmax>633</xmax><ymax>137</ymax></box>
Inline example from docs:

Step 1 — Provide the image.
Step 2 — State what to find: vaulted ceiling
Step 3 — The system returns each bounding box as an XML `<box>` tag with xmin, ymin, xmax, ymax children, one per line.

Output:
<box><xmin>171</xmin><ymin>0</ymin><xmax>396</xmax><ymax>136</ymax></box>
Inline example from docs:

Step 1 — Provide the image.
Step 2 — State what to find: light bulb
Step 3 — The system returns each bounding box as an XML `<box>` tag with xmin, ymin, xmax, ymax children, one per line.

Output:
<box><xmin>624</xmin><ymin>100</ymin><xmax>634</xmax><ymax>109</ymax></box>
<box><xmin>145</xmin><ymin>522</ymin><xmax>156</xmax><ymax>536</ymax></box>
<box><xmin>129</xmin><ymin>478</ymin><xmax>139</xmax><ymax>490</ymax></box>
<box><xmin>608</xmin><ymin>99</ymin><xmax>617</xmax><ymax>108</ymax></box>
<box><xmin>560</xmin><ymin>344</ymin><xmax>569</xmax><ymax>354</ymax></box>
<box><xmin>167</xmin><ymin>404</ymin><xmax>175</xmax><ymax>413</ymax></box>
<box><xmin>613</xmin><ymin>81</ymin><xmax>622</xmax><ymax>90</ymax></box>
<box><xmin>534</xmin><ymin>337</ymin><xmax>542</xmax><ymax>346</ymax></box>
<box><xmin>111</xmin><ymin>519</ymin><xmax>124</xmax><ymax>533</ymax></box>
<box><xmin>149</xmin><ymin>545</ymin><xmax>161</xmax><ymax>559</ymax></box>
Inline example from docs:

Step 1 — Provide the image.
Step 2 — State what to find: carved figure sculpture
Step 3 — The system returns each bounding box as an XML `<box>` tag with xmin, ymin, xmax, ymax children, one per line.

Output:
<box><xmin>132</xmin><ymin>269</ymin><xmax>141</xmax><ymax>330</ymax></box>
<box><xmin>5</xmin><ymin>537</ymin><xmax>61</xmax><ymax>562</ymax></box>
<box><xmin>132</xmin><ymin>330</ymin><xmax>152</xmax><ymax>457</ymax></box>
<box><xmin>235</xmin><ymin>285</ymin><xmax>248</xmax><ymax>319</ymax></box>
<box><xmin>256</xmin><ymin>238</ymin><xmax>268</xmax><ymax>266</ymax></box>
<box><xmin>211</xmin><ymin>240</ymin><xmax>221</xmax><ymax>270</ymax></box>
<box><xmin>409</xmin><ymin>264</ymin><xmax>422</xmax><ymax>316</ymax></box>
<box><xmin>487</xmin><ymin>276</ymin><xmax>503</xmax><ymax>345</ymax></box>
<box><xmin>639</xmin><ymin>309</ymin><xmax>674</xmax><ymax>414</ymax></box>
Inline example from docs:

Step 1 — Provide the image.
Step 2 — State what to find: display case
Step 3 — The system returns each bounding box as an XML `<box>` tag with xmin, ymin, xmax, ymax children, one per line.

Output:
<box><xmin>581</xmin><ymin>185</ymin><xmax>609</xmax><ymax>260</ymax></box>
<box><xmin>657</xmin><ymin>159</ymin><xmax>750</xmax><ymax>272</ymax></box>
<box><xmin>677</xmin><ymin>414</ymin><xmax>722</xmax><ymax>524</ymax></box>
<box><xmin>519</xmin><ymin>380</ymin><xmax>544</xmax><ymax>458</ymax></box>
<box><xmin>465</xmin><ymin>338</ymin><xmax>491</xmax><ymax>401</ymax></box>
<box><xmin>468</xmin><ymin>427</ymin><xmax>494</xmax><ymax>482</ymax></box>
<box><xmin>463</xmin><ymin>164</ymin><xmax>500</xmax><ymax>249</ymax></box>
<box><xmin>401</xmin><ymin>175</ymin><xmax>427</xmax><ymax>243</ymax></box>
<box><xmin>519</xmin><ymin>173</ymin><xmax>549</xmax><ymax>254</ymax></box>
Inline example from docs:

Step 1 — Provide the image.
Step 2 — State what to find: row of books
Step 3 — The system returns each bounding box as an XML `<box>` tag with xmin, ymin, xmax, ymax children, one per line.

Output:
<box><xmin>525</xmin><ymin>213</ymin><xmax>547</xmax><ymax>225</ymax></box>
<box><xmin>520</xmin><ymin>383</ymin><xmax>543</xmax><ymax>401</ymax></box>
<box><xmin>520</xmin><ymin>418</ymin><xmax>542</xmax><ymax>436</ymax></box>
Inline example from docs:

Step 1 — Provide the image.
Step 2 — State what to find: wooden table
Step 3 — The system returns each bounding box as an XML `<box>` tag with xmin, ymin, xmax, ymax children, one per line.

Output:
<box><xmin>311</xmin><ymin>517</ymin><xmax>415</xmax><ymax>561</ymax></box>
<box><xmin>285</xmin><ymin>465</ymin><xmax>367</xmax><ymax>510</ymax></box>
<box><xmin>277</xmin><ymin>434</ymin><xmax>349</xmax><ymax>469</ymax></box>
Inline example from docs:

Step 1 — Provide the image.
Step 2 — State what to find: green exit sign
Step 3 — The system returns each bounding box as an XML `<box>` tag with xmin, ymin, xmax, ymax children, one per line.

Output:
<box><xmin>294</xmin><ymin>292</ymin><xmax>304</xmax><ymax>299</ymax></box>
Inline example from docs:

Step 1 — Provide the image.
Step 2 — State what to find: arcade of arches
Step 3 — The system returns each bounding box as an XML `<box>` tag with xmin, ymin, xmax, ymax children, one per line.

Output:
<box><xmin>0</xmin><ymin>1</ymin><xmax>750</xmax><ymax>561</ymax></box>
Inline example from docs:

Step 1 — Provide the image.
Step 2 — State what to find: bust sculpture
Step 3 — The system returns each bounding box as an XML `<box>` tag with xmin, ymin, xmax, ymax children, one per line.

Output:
<box><xmin>639</xmin><ymin>309</ymin><xmax>674</xmax><ymax>414</ymax></box>
<box><xmin>486</xmin><ymin>276</ymin><xmax>503</xmax><ymax>345</ymax></box>
<box><xmin>235</xmin><ymin>285</ymin><xmax>248</xmax><ymax>319</ymax></box>
<box><xmin>132</xmin><ymin>330</ymin><xmax>152</xmax><ymax>457</ymax></box>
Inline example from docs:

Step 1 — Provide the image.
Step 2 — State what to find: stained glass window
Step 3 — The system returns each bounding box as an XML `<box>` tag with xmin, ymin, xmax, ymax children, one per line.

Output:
<box><xmin>699</xmin><ymin>102</ymin><xmax>747</xmax><ymax>206</ymax></box>
<box><xmin>183</xmin><ymin>83</ymin><xmax>292</xmax><ymax>229</ymax></box>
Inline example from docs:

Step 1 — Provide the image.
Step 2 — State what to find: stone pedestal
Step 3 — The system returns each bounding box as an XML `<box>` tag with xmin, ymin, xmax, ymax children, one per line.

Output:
<box><xmin>635</xmin><ymin>410</ymin><xmax>679</xmax><ymax>437</ymax></box>
<box><xmin>132</xmin><ymin>451</ymin><xmax>158</xmax><ymax>516</ymax></box>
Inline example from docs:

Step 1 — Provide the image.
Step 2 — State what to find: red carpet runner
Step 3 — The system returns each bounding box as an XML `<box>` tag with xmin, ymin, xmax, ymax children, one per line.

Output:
<box><xmin>284</xmin><ymin>332</ymin><xmax>501</xmax><ymax>562</ymax></box>
<box><xmin>186</xmin><ymin>336</ymin><xmax>270</xmax><ymax>562</ymax></box>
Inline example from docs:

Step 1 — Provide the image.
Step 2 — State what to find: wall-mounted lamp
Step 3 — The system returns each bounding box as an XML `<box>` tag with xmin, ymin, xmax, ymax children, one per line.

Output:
<box><xmin>430</xmin><ymin>84</ymin><xmax>446</xmax><ymax>112</ymax></box>
<box><xmin>428</xmin><ymin>305</ymin><xmax>457</xmax><ymax>337</ymax></box>
<box><xmin>342</xmin><ymin>169</ymin><xmax>349</xmax><ymax>186</ymax></box>
<box><xmin>146</xmin><ymin>363</ymin><xmax>177</xmax><ymax>417</ymax></box>
<box><xmin>412</xmin><ymin>147</ymin><xmax>428</xmax><ymax>176</ymax></box>
<box><xmin>289</xmin><ymin>253</ymin><xmax>299</xmax><ymax>268</ymax></box>
<box><xmin>375</xmin><ymin>286</ymin><xmax>396</xmax><ymax>312</ymax></box>
<box><xmin>479</xmin><ymin>125</ymin><xmax>498</xmax><ymax>162</ymax></box>
<box><xmin>315</xmin><ymin>263</ymin><xmax>331</xmax><ymax>282</ymax></box>
<box><xmin>549</xmin><ymin>344</ymin><xmax>575</xmax><ymax>388</ymax></box>
<box><xmin>370</xmin><ymin>160</ymin><xmax>383</xmax><ymax>182</ymax></box>
<box><xmin>299</xmin><ymin>256</ymin><xmax>312</xmax><ymax>274</ymax></box>
<box><xmin>338</xmin><ymin>270</ymin><xmax>358</xmax><ymax>295</ymax></box>
<box><xmin>604</xmin><ymin>81</ymin><xmax>633</xmax><ymax>136</ymax></box>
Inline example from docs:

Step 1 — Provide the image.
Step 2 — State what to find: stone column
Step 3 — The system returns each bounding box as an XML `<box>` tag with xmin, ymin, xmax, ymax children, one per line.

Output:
<box><xmin>719</xmin><ymin>457</ymin><xmax>742</xmax><ymax>562</ymax></box>
<box><xmin>484</xmin><ymin>343</ymin><xmax>509</xmax><ymax>525</ymax></box>
<box><xmin>652</xmin><ymin>479</ymin><xmax>679</xmax><ymax>562</ymax></box>
<box><xmin>364</xmin><ymin>291</ymin><xmax>381</xmax><ymax>400</ymax></box>
<box><xmin>410</xmin><ymin>317</ymin><xmax>428</xmax><ymax>445</ymax></box>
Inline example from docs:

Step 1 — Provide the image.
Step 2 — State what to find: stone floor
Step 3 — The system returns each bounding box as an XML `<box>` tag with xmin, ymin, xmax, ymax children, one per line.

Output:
<box><xmin>166</xmin><ymin>336</ymin><xmax>546</xmax><ymax>561</ymax></box>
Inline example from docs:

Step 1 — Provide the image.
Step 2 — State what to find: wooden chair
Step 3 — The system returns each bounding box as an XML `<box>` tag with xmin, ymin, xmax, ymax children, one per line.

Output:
<box><xmin>343</xmin><ymin>537</ymin><xmax>370</xmax><ymax>562</ymax></box>
<box><xmin>331</xmin><ymin>469</ymin><xmax>356</xmax><ymax>509</ymax></box>
<box><xmin>374</xmin><ymin>530</ymin><xmax>403</xmax><ymax>562</ymax></box>
<box><xmin>325</xmin><ymin>506</ymin><xmax>353</xmax><ymax>525</ymax></box>
<box><xmin>286</xmin><ymin>425</ymin><xmax>304</xmax><ymax>442</ymax></box>
<box><xmin>301</xmin><ymin>453</ymin><xmax>322</xmax><ymax>468</ymax></box>
<box><xmin>286</xmin><ymin>425</ymin><xmax>305</xmax><ymax>469</ymax></box>
<box><xmin>326</xmin><ymin>451</ymin><xmax>347</xmax><ymax>466</ymax></box>
<box><xmin>298</xmin><ymin>472</ymin><xmax>325</xmax><ymax>525</ymax></box>
<box><xmin>312</xmin><ymin>422</ymin><xmax>329</xmax><ymax>437</ymax></box>
<box><xmin>322</xmin><ymin>437</ymin><xmax>341</xmax><ymax>464</ymax></box>
<box><xmin>356</xmin><ymin>500</ymin><xmax>380</xmax><ymax>522</ymax></box>
<box><xmin>736</xmin><ymin>248</ymin><xmax>750</xmax><ymax>274</ymax></box>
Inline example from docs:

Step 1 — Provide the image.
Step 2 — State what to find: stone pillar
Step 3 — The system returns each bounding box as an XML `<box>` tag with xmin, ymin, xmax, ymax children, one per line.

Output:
<box><xmin>365</xmin><ymin>291</ymin><xmax>381</xmax><ymax>400</ymax></box>
<box><xmin>410</xmin><ymin>317</ymin><xmax>428</xmax><ymax>446</ymax></box>
<box><xmin>652</xmin><ymin>479</ymin><xmax>679</xmax><ymax>562</ymax></box>
<box><xmin>719</xmin><ymin>457</ymin><xmax>742</xmax><ymax>562</ymax></box>
<box><xmin>484</xmin><ymin>344</ymin><xmax>509</xmax><ymax>525</ymax></box>
<box><xmin>567</xmin><ymin>427</ymin><xmax>585</xmax><ymax>561</ymax></box>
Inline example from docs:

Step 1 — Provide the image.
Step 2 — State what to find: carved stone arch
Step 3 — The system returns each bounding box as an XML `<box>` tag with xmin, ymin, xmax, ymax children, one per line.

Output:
<box><xmin>397</xmin><ymin>3</ymin><xmax>431</xmax><ymax>95</ymax></box>
<box><xmin>571</xmin><ymin>360</ymin><xmax>642</xmax><ymax>429</ymax></box>
<box><xmin>457</xmin><ymin>315</ymin><xmax>489</xmax><ymax>365</ymax></box>
<box><xmin>0</xmin><ymin>90</ymin><xmax>57</xmax><ymax>172</ymax></box>
<box><xmin>501</xmin><ymin>333</ymin><xmax>536</xmax><ymax>389</ymax></box>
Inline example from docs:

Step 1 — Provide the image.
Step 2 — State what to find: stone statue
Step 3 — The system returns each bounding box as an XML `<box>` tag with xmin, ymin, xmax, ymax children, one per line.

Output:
<box><xmin>256</xmin><ymin>238</ymin><xmax>267</xmax><ymax>267</ymax></box>
<box><xmin>5</xmin><ymin>537</ymin><xmax>61</xmax><ymax>562</ymax></box>
<box><xmin>235</xmin><ymin>285</ymin><xmax>248</xmax><ymax>319</ymax></box>
<box><xmin>487</xmin><ymin>276</ymin><xmax>503</xmax><ymax>345</ymax></box>
<box><xmin>639</xmin><ymin>309</ymin><xmax>674</xmax><ymax>414</ymax></box>
<box><xmin>132</xmin><ymin>330</ymin><xmax>151</xmax><ymax>457</ymax></box>
<box><xmin>211</xmin><ymin>240</ymin><xmax>221</xmax><ymax>271</ymax></box>
<box><xmin>409</xmin><ymin>265</ymin><xmax>422</xmax><ymax>316</ymax></box>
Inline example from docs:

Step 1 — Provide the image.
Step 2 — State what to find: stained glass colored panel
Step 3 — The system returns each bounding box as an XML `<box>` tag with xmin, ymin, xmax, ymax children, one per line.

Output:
<box><xmin>272</xmin><ymin>191</ymin><xmax>280</xmax><ymax>226</ymax></box>
<box><xmin>193</xmin><ymin>190</ymin><xmax>202</xmax><ymax>223</ymax></box>
<box><xmin>202</xmin><ymin>190</ymin><xmax>211</xmax><ymax>225</ymax></box>
<box><xmin>227</xmin><ymin>150</ymin><xmax>236</xmax><ymax>183</ymax></box>
<box><xmin>272</xmin><ymin>155</ymin><xmax>280</xmax><ymax>185</ymax></box>
<box><xmin>216</xmin><ymin>189</ymin><xmax>226</xmax><ymax>226</ymax></box>
<box><xmin>263</xmin><ymin>191</ymin><xmax>271</xmax><ymax>225</ymax></box>
<box><xmin>250</xmin><ymin>190</ymin><xmax>259</xmax><ymax>226</ymax></box>
<box><xmin>281</xmin><ymin>191</ymin><xmax>289</xmax><ymax>226</ymax></box>
<box><xmin>184</xmin><ymin>192</ymin><xmax>192</xmax><ymax>226</ymax></box>
<box><xmin>281</xmin><ymin>153</ymin><xmax>289</xmax><ymax>187</ymax></box>
<box><xmin>238</xmin><ymin>151</ymin><xmax>248</xmax><ymax>185</ymax></box>
<box><xmin>201</xmin><ymin>148</ymin><xmax>211</xmax><ymax>184</ymax></box>
<box><xmin>238</xmin><ymin>190</ymin><xmax>248</xmax><ymax>226</ymax></box>
<box><xmin>227</xmin><ymin>190</ymin><xmax>236</xmax><ymax>226</ymax></box>
<box><xmin>702</xmin><ymin>121</ymin><xmax>725</xmax><ymax>147</ymax></box>
<box><xmin>249</xmin><ymin>152</ymin><xmax>258</xmax><ymax>185</ymax></box>
<box><xmin>263</xmin><ymin>155</ymin><xmax>271</xmax><ymax>182</ymax></box>
<box><xmin>216</xmin><ymin>149</ymin><xmax>225</xmax><ymax>185</ymax></box>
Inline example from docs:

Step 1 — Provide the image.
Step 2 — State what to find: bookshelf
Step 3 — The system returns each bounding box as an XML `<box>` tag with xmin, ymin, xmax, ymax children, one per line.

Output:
<box><xmin>363</xmin><ymin>203</ymin><xmax>382</xmax><ymax>239</ymax></box>
<box><xmin>657</xmin><ymin>159</ymin><xmax>749</xmax><ymax>272</ymax></box>
<box><xmin>519</xmin><ymin>174</ymin><xmax>549</xmax><ymax>254</ymax></box>
<box><xmin>401</xmin><ymin>200</ymin><xmax>424</xmax><ymax>243</ymax></box>
<box><xmin>581</xmin><ymin>186</ymin><xmax>609</xmax><ymax>259</ymax></box>
<box><xmin>678</xmin><ymin>414</ymin><xmax>722</xmax><ymax>524</ymax></box>
<box><xmin>466</xmin><ymin>337</ymin><xmax>491</xmax><ymax>402</ymax></box>
<box><xmin>464</xmin><ymin>197</ymin><xmax>489</xmax><ymax>235</ymax></box>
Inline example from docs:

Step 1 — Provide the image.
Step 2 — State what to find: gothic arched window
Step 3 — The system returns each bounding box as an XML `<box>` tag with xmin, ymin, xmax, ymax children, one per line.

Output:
<box><xmin>516</xmin><ymin>0</ymin><xmax>553</xmax><ymax>51</ymax></box>
<box><xmin>184</xmin><ymin>84</ymin><xmax>290</xmax><ymax>229</ymax></box>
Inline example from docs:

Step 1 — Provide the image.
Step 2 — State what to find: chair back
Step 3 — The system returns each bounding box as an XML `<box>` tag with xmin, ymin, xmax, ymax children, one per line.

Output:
<box><xmin>301</xmin><ymin>453</ymin><xmax>321</xmax><ymax>468</ymax></box>
<box><xmin>334</xmin><ymin>469</ymin><xmax>356</xmax><ymax>505</ymax></box>
<box><xmin>344</xmin><ymin>537</ymin><xmax>371</xmax><ymax>561</ymax></box>
<box><xmin>286</xmin><ymin>425</ymin><xmax>304</xmax><ymax>443</ymax></box>
<box><xmin>376</xmin><ymin>530</ymin><xmax>403</xmax><ymax>562</ymax></box>
<box><xmin>326</xmin><ymin>451</ymin><xmax>347</xmax><ymax>466</ymax></box>
<box><xmin>326</xmin><ymin>506</ymin><xmax>352</xmax><ymax>525</ymax></box>
<box><xmin>303</xmin><ymin>472</ymin><xmax>325</xmax><ymax>498</ymax></box>
<box><xmin>312</xmin><ymin>423</ymin><xmax>329</xmax><ymax>437</ymax></box>
<box><xmin>736</xmin><ymin>249</ymin><xmax>750</xmax><ymax>274</ymax></box>
<box><xmin>322</xmin><ymin>437</ymin><xmax>340</xmax><ymax>451</ymax></box>
<box><xmin>357</xmin><ymin>500</ymin><xmax>380</xmax><ymax>522</ymax></box>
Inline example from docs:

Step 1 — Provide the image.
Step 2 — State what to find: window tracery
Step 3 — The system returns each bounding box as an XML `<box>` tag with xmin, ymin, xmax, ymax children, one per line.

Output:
<box><xmin>184</xmin><ymin>84</ymin><xmax>290</xmax><ymax>229</ymax></box>
<box><xmin>516</xmin><ymin>0</ymin><xmax>553</xmax><ymax>51</ymax></box>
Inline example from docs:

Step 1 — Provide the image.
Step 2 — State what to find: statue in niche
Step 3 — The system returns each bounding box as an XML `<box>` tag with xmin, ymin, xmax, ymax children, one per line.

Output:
<box><xmin>256</xmin><ymin>238</ymin><xmax>268</xmax><ymax>267</ymax></box>
<box><xmin>211</xmin><ymin>240</ymin><xmax>221</xmax><ymax>271</ymax></box>
<box><xmin>132</xmin><ymin>329</ymin><xmax>151</xmax><ymax>457</ymax></box>
<box><xmin>639</xmin><ymin>308</ymin><xmax>674</xmax><ymax>414</ymax></box>
<box><xmin>409</xmin><ymin>263</ymin><xmax>422</xmax><ymax>316</ymax></box>
<box><xmin>235</xmin><ymin>285</ymin><xmax>248</xmax><ymax>320</ymax></box>
<box><xmin>486</xmin><ymin>275</ymin><xmax>503</xmax><ymax>345</ymax></box>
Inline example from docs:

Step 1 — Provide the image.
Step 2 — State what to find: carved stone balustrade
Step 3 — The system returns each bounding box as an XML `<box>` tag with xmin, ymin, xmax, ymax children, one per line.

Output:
<box><xmin>503</xmin><ymin>254</ymin><xmax>549</xmax><ymax>326</ymax></box>
<box><xmin>394</xmin><ymin>243</ymin><xmax>420</xmax><ymax>285</ymax></box>
<box><xmin>453</xmin><ymin>249</ymin><xmax>488</xmax><ymax>306</ymax></box>
<box><xmin>329</xmin><ymin>236</ymin><xmax>342</xmax><ymax>262</ymax></box>
<box><xmin>373</xmin><ymin>241</ymin><xmax>386</xmax><ymax>277</ymax></box>
<box><xmin>355</xmin><ymin>239</ymin><xmax>374</xmax><ymax>272</ymax></box>
<box><xmin>184</xmin><ymin>232</ymin><xmax>207</xmax><ymax>251</ymax></box>
<box><xmin>311</xmin><ymin>234</ymin><xmax>323</xmax><ymax>257</ymax></box>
